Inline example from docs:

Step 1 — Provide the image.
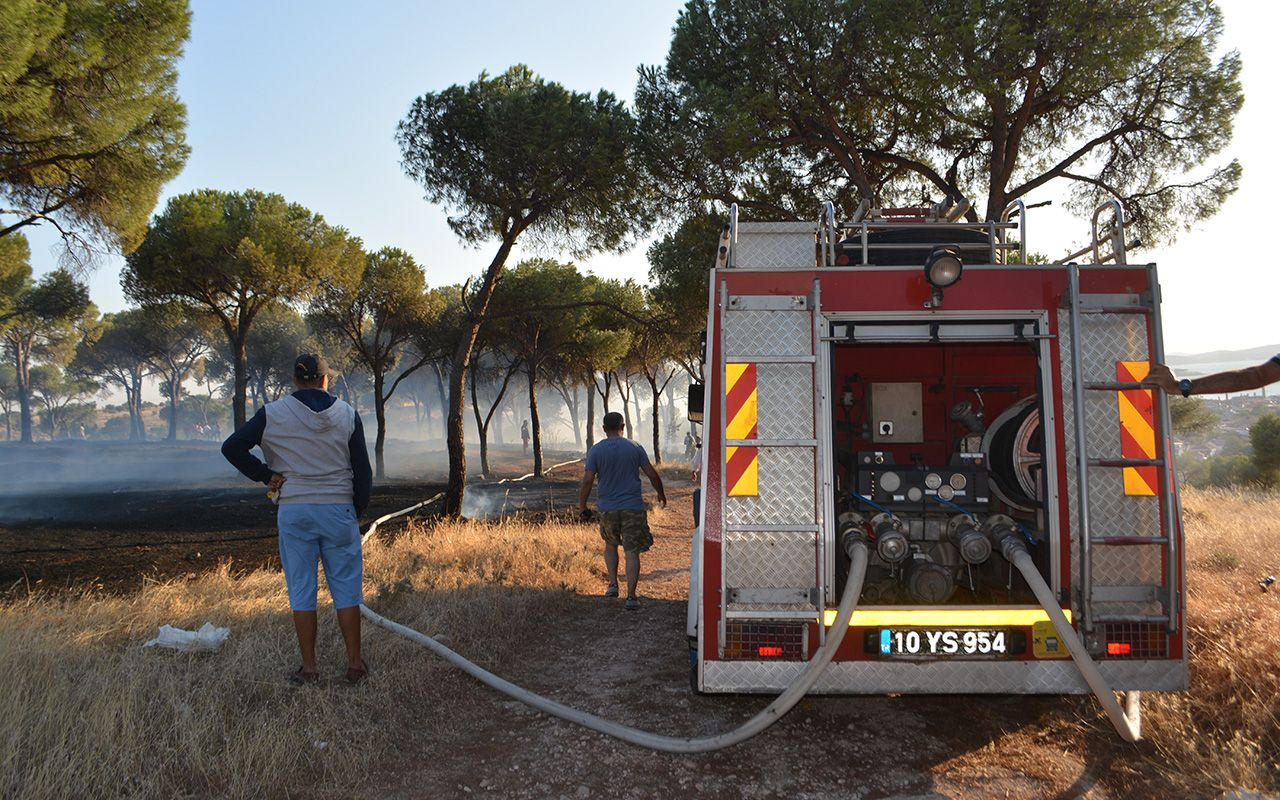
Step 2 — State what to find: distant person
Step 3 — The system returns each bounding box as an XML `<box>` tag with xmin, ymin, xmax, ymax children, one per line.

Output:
<box><xmin>683</xmin><ymin>430</ymin><xmax>694</xmax><ymax>458</ymax></box>
<box><xmin>578</xmin><ymin>411</ymin><xmax>666</xmax><ymax>610</ymax></box>
<box><xmin>221</xmin><ymin>353</ymin><xmax>373</xmax><ymax>686</ymax></box>
<box><xmin>1143</xmin><ymin>355</ymin><xmax>1280</xmax><ymax>397</ymax></box>
<box><xmin>521</xmin><ymin>419</ymin><xmax>530</xmax><ymax>454</ymax></box>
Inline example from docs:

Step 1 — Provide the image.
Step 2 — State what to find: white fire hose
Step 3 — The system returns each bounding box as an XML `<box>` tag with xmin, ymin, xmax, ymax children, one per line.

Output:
<box><xmin>999</xmin><ymin>535</ymin><xmax>1142</xmax><ymax>741</ymax></box>
<box><xmin>358</xmin><ymin>491</ymin><xmax>870</xmax><ymax>753</ymax></box>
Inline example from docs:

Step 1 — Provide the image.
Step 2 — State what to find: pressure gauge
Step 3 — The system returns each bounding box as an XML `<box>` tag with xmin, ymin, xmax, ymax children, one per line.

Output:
<box><xmin>879</xmin><ymin>471</ymin><xmax>901</xmax><ymax>493</ymax></box>
<box><xmin>907</xmin><ymin>486</ymin><xmax>924</xmax><ymax>502</ymax></box>
<box><xmin>924</xmin><ymin>473</ymin><xmax>943</xmax><ymax>490</ymax></box>
<box><xmin>949</xmin><ymin>473</ymin><xmax>968</xmax><ymax>490</ymax></box>
<box><xmin>938</xmin><ymin>485</ymin><xmax>955</xmax><ymax>501</ymax></box>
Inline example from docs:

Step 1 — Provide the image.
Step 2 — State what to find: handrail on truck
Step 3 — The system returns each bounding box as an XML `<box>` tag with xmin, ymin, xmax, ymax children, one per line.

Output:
<box><xmin>1056</xmin><ymin>200</ymin><xmax>1128</xmax><ymax>264</ymax></box>
<box><xmin>1092</xmin><ymin>200</ymin><xmax>1127</xmax><ymax>265</ymax></box>
<box><xmin>1000</xmin><ymin>200</ymin><xmax>1026</xmax><ymax>265</ymax></box>
<box><xmin>728</xmin><ymin>203</ymin><xmax>739</xmax><ymax>269</ymax></box>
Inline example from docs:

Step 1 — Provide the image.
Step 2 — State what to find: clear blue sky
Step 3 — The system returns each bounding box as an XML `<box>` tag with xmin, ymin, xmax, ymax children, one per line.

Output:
<box><xmin>23</xmin><ymin>0</ymin><xmax>1280</xmax><ymax>356</ymax></box>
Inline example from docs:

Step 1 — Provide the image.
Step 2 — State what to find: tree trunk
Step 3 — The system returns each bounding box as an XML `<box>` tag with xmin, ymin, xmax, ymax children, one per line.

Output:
<box><xmin>615</xmin><ymin>372</ymin><xmax>633</xmax><ymax>438</ymax></box>
<box><xmin>527</xmin><ymin>362</ymin><xmax>543</xmax><ymax>477</ymax></box>
<box><xmin>167</xmin><ymin>369</ymin><xmax>180</xmax><ymax>441</ymax></box>
<box><xmin>586</xmin><ymin>386</ymin><xmax>596</xmax><ymax>450</ymax></box>
<box><xmin>133</xmin><ymin>370</ymin><xmax>145</xmax><ymax>441</ymax></box>
<box><xmin>432</xmin><ymin>364</ymin><xmax>448</xmax><ymax>444</ymax></box>
<box><xmin>374</xmin><ymin>370</ymin><xmax>387</xmax><ymax>479</ymax></box>
<box><xmin>232</xmin><ymin>330</ymin><xmax>249</xmax><ymax>428</ymax></box>
<box><xmin>469</xmin><ymin>359</ymin><xmax>490</xmax><ymax>478</ymax></box>
<box><xmin>648</xmin><ymin>373</ymin><xmax>662</xmax><ymax>464</ymax></box>
<box><xmin>570</xmin><ymin>385</ymin><xmax>582</xmax><ymax>447</ymax></box>
<box><xmin>15</xmin><ymin>344</ymin><xmax>32</xmax><ymax>444</ymax></box>
<box><xmin>442</xmin><ymin>234</ymin><xmax>519</xmax><ymax>517</ymax></box>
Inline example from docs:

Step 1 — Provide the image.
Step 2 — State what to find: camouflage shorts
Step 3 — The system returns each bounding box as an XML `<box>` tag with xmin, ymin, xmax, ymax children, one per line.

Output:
<box><xmin>598</xmin><ymin>510</ymin><xmax>653</xmax><ymax>554</ymax></box>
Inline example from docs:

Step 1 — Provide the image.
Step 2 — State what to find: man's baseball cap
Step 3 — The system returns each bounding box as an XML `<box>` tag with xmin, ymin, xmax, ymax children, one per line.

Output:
<box><xmin>293</xmin><ymin>353</ymin><xmax>331</xmax><ymax>382</ymax></box>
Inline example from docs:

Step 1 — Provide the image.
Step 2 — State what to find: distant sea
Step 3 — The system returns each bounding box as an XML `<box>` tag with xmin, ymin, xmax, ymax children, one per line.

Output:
<box><xmin>1165</xmin><ymin>345</ymin><xmax>1280</xmax><ymax>397</ymax></box>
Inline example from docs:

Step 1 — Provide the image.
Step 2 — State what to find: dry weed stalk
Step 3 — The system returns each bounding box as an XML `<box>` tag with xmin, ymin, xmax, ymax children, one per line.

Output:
<box><xmin>1141</xmin><ymin>487</ymin><xmax>1280</xmax><ymax>794</ymax></box>
<box><xmin>0</xmin><ymin>517</ymin><xmax>596</xmax><ymax>799</ymax></box>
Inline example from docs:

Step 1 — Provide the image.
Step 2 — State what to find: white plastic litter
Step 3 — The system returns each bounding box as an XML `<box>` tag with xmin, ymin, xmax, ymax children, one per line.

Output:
<box><xmin>143</xmin><ymin>623</ymin><xmax>230</xmax><ymax>653</ymax></box>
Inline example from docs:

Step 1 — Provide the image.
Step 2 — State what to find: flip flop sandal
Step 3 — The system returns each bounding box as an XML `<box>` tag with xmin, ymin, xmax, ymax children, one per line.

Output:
<box><xmin>346</xmin><ymin>659</ymin><xmax>369</xmax><ymax>685</ymax></box>
<box><xmin>288</xmin><ymin>667</ymin><xmax>319</xmax><ymax>686</ymax></box>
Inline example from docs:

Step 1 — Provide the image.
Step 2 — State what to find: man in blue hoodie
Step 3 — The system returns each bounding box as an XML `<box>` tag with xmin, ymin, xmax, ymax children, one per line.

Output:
<box><xmin>222</xmin><ymin>353</ymin><xmax>373</xmax><ymax>685</ymax></box>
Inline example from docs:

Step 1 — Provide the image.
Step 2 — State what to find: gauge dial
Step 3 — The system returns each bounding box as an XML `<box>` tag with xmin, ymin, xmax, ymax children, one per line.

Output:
<box><xmin>907</xmin><ymin>486</ymin><xmax>924</xmax><ymax>502</ymax></box>
<box><xmin>949</xmin><ymin>473</ymin><xmax>968</xmax><ymax>490</ymax></box>
<box><xmin>938</xmin><ymin>485</ymin><xmax>956</xmax><ymax>501</ymax></box>
<box><xmin>879</xmin><ymin>471</ymin><xmax>901</xmax><ymax>493</ymax></box>
<box><xmin>924</xmin><ymin>473</ymin><xmax>943</xmax><ymax>490</ymax></box>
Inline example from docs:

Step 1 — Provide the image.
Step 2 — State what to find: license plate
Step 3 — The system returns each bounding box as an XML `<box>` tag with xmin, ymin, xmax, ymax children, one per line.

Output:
<box><xmin>879</xmin><ymin>628</ymin><xmax>1009</xmax><ymax>657</ymax></box>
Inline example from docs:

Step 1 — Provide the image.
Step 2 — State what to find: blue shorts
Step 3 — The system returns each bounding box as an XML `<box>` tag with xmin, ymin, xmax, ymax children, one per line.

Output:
<box><xmin>277</xmin><ymin>503</ymin><xmax>363</xmax><ymax>611</ymax></box>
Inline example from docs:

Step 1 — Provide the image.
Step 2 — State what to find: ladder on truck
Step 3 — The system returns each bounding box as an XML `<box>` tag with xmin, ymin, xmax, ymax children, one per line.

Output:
<box><xmin>1062</xmin><ymin>201</ymin><xmax>1182</xmax><ymax>646</ymax></box>
<box><xmin>718</xmin><ymin>205</ymin><xmax>829</xmax><ymax>646</ymax></box>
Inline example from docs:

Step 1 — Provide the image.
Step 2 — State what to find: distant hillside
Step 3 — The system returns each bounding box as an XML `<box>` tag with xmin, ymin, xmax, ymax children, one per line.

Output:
<box><xmin>1167</xmin><ymin>344</ymin><xmax>1280</xmax><ymax>366</ymax></box>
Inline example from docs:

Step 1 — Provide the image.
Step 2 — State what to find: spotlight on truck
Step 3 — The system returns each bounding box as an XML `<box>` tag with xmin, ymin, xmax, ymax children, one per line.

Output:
<box><xmin>924</xmin><ymin>246</ymin><xmax>963</xmax><ymax>288</ymax></box>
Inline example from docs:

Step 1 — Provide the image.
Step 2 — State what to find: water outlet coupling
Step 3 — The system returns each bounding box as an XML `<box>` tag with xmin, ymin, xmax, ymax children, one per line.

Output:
<box><xmin>947</xmin><ymin>514</ymin><xmax>992</xmax><ymax>564</ymax></box>
<box><xmin>981</xmin><ymin>514</ymin><xmax>1027</xmax><ymax>561</ymax></box>
<box><xmin>870</xmin><ymin>513</ymin><xmax>909</xmax><ymax>564</ymax></box>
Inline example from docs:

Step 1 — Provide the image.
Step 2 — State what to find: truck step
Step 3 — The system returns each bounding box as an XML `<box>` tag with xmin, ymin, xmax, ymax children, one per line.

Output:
<box><xmin>1089</xmin><ymin>536</ymin><xmax>1171</xmax><ymax>546</ymax></box>
<box><xmin>1087</xmin><ymin>457</ymin><xmax>1164</xmax><ymax>468</ymax></box>
<box><xmin>1090</xmin><ymin>613</ymin><xmax>1170</xmax><ymax>624</ymax></box>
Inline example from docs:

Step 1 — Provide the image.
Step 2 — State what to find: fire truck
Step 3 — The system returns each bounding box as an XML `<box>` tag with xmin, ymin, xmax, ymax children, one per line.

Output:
<box><xmin>687</xmin><ymin>199</ymin><xmax>1184</xmax><ymax>738</ymax></box>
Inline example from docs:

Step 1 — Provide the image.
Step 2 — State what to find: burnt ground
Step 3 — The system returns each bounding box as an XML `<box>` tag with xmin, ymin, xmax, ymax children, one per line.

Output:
<box><xmin>0</xmin><ymin>440</ymin><xmax>1185</xmax><ymax>798</ymax></box>
<box><xmin>0</xmin><ymin>440</ymin><xmax>582</xmax><ymax>593</ymax></box>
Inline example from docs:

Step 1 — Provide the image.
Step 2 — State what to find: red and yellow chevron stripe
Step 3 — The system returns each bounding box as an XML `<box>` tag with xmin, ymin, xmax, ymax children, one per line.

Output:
<box><xmin>725</xmin><ymin>362</ymin><xmax>759</xmax><ymax>496</ymax></box>
<box><xmin>1116</xmin><ymin>361</ymin><xmax>1158</xmax><ymax>496</ymax></box>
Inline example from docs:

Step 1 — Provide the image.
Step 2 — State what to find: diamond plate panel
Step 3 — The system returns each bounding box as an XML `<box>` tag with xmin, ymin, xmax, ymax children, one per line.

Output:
<box><xmin>724</xmin><ymin>310</ymin><xmax>810</xmax><ymax>357</ymax></box>
<box><xmin>1059</xmin><ymin>310</ymin><xmax>1165</xmax><ymax>610</ymax></box>
<box><xmin>725</xmin><ymin>531</ymin><xmax>816</xmax><ymax>589</ymax></box>
<box><xmin>756</xmin><ymin>363</ymin><xmax>814</xmax><ymax>440</ymax></box>
<box><xmin>724</xmin><ymin>447</ymin><xmax>815</xmax><ymax>526</ymax></box>
<box><xmin>702</xmin><ymin>658</ymin><xmax>1187</xmax><ymax>693</ymax></box>
<box><xmin>725</xmin><ymin>531</ymin><xmax>817</xmax><ymax>612</ymax></box>
<box><xmin>734</xmin><ymin>224</ymin><xmax>817</xmax><ymax>269</ymax></box>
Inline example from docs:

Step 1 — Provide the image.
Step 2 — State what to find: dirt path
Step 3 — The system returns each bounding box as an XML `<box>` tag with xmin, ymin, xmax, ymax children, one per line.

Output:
<box><xmin>365</xmin><ymin>477</ymin><xmax>1157</xmax><ymax>800</ymax></box>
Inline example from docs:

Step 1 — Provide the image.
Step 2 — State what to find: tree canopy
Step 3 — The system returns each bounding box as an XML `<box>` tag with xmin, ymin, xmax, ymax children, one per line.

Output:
<box><xmin>310</xmin><ymin>245</ymin><xmax>441</xmax><ymax>477</ymax></box>
<box><xmin>0</xmin><ymin>0</ymin><xmax>191</xmax><ymax>255</ymax></box>
<box><xmin>396</xmin><ymin>65</ymin><xmax>655</xmax><ymax>515</ymax></box>
<box><xmin>637</xmin><ymin>0</ymin><xmax>1242</xmax><ymax>244</ymax></box>
<box><xmin>123</xmin><ymin>188</ymin><xmax>364</xmax><ymax>425</ymax></box>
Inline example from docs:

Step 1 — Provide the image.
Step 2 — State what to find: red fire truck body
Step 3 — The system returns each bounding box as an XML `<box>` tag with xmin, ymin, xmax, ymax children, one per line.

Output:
<box><xmin>689</xmin><ymin>203</ymin><xmax>1186</xmax><ymax>700</ymax></box>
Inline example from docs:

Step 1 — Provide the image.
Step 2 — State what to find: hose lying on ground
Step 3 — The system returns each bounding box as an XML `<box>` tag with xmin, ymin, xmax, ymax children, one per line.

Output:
<box><xmin>1002</xmin><ymin>536</ymin><xmax>1142</xmax><ymax>741</ymax></box>
<box><xmin>357</xmin><ymin>490</ymin><xmax>870</xmax><ymax>753</ymax></box>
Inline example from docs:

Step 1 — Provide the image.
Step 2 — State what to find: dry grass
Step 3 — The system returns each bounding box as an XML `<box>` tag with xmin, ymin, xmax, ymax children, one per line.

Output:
<box><xmin>4</xmin><ymin>487</ymin><xmax>1280</xmax><ymax>797</ymax></box>
<box><xmin>0</xmin><ymin>517</ymin><xmax>597</xmax><ymax>800</ymax></box>
<box><xmin>1141</xmin><ymin>487</ymin><xmax>1280</xmax><ymax>795</ymax></box>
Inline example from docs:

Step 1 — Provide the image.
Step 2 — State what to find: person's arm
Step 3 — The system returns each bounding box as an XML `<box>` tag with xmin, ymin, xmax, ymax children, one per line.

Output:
<box><xmin>220</xmin><ymin>408</ymin><xmax>276</xmax><ymax>485</ymax></box>
<box><xmin>1144</xmin><ymin>358</ymin><xmax>1280</xmax><ymax>396</ymax></box>
<box><xmin>578</xmin><ymin>469</ymin><xmax>596</xmax><ymax>520</ymax></box>
<box><xmin>349</xmin><ymin>412</ymin><xmax>373</xmax><ymax>515</ymax></box>
<box><xmin>641</xmin><ymin>462</ymin><xmax>667</xmax><ymax>507</ymax></box>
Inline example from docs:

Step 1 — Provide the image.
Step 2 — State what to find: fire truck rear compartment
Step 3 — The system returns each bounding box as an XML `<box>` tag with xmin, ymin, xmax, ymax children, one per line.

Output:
<box><xmin>829</xmin><ymin>338</ymin><xmax>1052</xmax><ymax>608</ymax></box>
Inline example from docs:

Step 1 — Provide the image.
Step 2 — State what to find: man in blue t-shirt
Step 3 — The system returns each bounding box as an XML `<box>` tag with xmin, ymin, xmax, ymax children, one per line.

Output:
<box><xmin>578</xmin><ymin>412</ymin><xmax>666</xmax><ymax>610</ymax></box>
<box><xmin>1144</xmin><ymin>355</ymin><xmax>1280</xmax><ymax>397</ymax></box>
